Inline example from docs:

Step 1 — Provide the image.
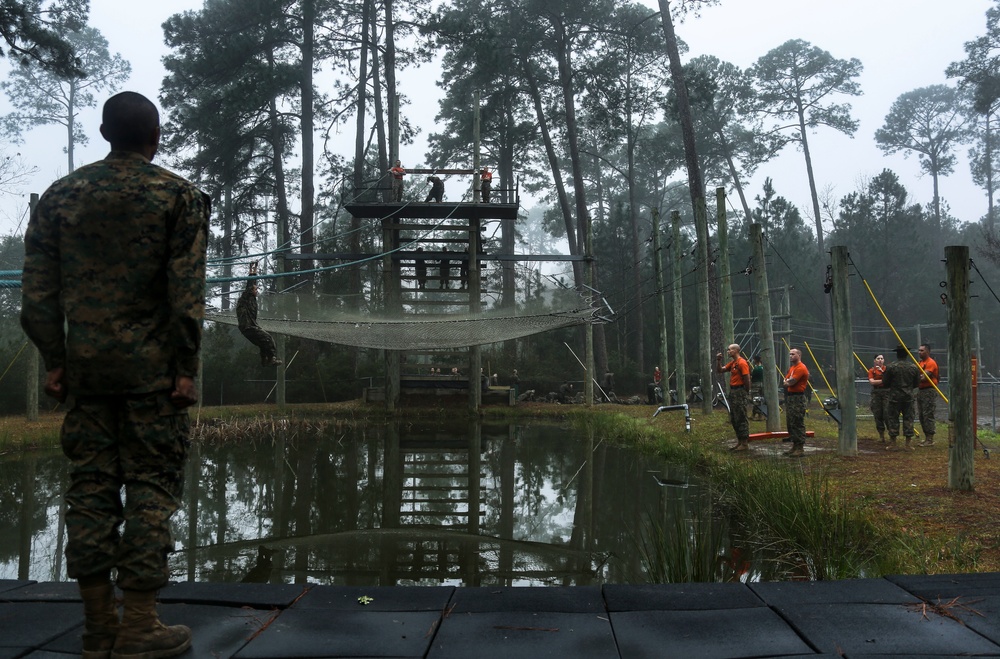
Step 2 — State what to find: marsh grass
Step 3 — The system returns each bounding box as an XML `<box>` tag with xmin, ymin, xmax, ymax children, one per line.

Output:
<box><xmin>632</xmin><ymin>506</ymin><xmax>730</xmax><ymax>583</ymax></box>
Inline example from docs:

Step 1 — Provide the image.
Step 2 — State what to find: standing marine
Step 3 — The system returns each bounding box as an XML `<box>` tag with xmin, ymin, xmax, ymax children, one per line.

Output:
<box><xmin>717</xmin><ymin>344</ymin><xmax>751</xmax><ymax>451</ymax></box>
<box><xmin>20</xmin><ymin>91</ymin><xmax>208</xmax><ymax>659</ymax></box>
<box><xmin>881</xmin><ymin>345</ymin><xmax>922</xmax><ymax>451</ymax></box>
<box><xmin>782</xmin><ymin>348</ymin><xmax>810</xmax><ymax>457</ymax></box>
<box><xmin>916</xmin><ymin>343</ymin><xmax>940</xmax><ymax>447</ymax></box>
<box><xmin>389</xmin><ymin>159</ymin><xmax>405</xmax><ymax>201</ymax></box>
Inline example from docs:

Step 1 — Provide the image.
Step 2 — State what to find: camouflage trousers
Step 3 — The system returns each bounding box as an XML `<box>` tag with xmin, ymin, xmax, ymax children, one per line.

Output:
<box><xmin>870</xmin><ymin>389</ymin><xmax>888</xmax><ymax>433</ymax></box>
<box><xmin>61</xmin><ymin>392</ymin><xmax>189</xmax><ymax>591</ymax></box>
<box><xmin>785</xmin><ymin>393</ymin><xmax>807</xmax><ymax>447</ymax></box>
<box><xmin>240</xmin><ymin>325</ymin><xmax>277</xmax><ymax>364</ymax></box>
<box><xmin>917</xmin><ymin>388</ymin><xmax>937</xmax><ymax>437</ymax></box>
<box><xmin>728</xmin><ymin>388</ymin><xmax>750</xmax><ymax>442</ymax></box>
<box><xmin>885</xmin><ymin>398</ymin><xmax>915</xmax><ymax>439</ymax></box>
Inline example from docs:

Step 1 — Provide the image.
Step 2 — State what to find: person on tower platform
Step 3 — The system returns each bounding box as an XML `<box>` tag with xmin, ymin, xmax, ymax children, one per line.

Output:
<box><xmin>480</xmin><ymin>166</ymin><xmax>493</xmax><ymax>202</ymax></box>
<box><xmin>425</xmin><ymin>175</ymin><xmax>444</xmax><ymax>202</ymax></box>
<box><xmin>388</xmin><ymin>160</ymin><xmax>405</xmax><ymax>202</ymax></box>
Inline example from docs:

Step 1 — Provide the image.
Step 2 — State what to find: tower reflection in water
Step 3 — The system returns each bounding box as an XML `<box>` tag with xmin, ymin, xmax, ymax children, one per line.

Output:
<box><xmin>2</xmin><ymin>419</ymin><xmax>742</xmax><ymax>586</ymax></box>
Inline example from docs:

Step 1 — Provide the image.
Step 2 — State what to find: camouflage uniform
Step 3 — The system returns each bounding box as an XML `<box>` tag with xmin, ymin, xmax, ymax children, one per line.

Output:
<box><xmin>729</xmin><ymin>387</ymin><xmax>750</xmax><ymax>442</ymax></box>
<box><xmin>881</xmin><ymin>357</ymin><xmax>921</xmax><ymax>442</ymax></box>
<box><xmin>785</xmin><ymin>393</ymin><xmax>807</xmax><ymax>446</ymax></box>
<box><xmin>917</xmin><ymin>388</ymin><xmax>937</xmax><ymax>437</ymax></box>
<box><xmin>236</xmin><ymin>284</ymin><xmax>277</xmax><ymax>364</ymax></box>
<box><xmin>21</xmin><ymin>150</ymin><xmax>209</xmax><ymax>590</ymax></box>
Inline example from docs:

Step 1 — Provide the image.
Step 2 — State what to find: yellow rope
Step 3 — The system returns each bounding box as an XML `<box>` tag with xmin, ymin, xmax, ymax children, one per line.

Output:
<box><xmin>853</xmin><ymin>352</ymin><xmax>868</xmax><ymax>371</ymax></box>
<box><xmin>860</xmin><ymin>278</ymin><xmax>949</xmax><ymax>404</ymax></box>
<box><xmin>0</xmin><ymin>341</ymin><xmax>28</xmax><ymax>386</ymax></box>
<box><xmin>802</xmin><ymin>340</ymin><xmax>836</xmax><ymax>398</ymax></box>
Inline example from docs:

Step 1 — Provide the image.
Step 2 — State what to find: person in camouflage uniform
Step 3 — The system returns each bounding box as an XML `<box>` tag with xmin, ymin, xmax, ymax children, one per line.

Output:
<box><xmin>717</xmin><ymin>344</ymin><xmax>751</xmax><ymax>451</ymax></box>
<box><xmin>881</xmin><ymin>345</ymin><xmax>922</xmax><ymax>451</ymax></box>
<box><xmin>867</xmin><ymin>354</ymin><xmax>888</xmax><ymax>443</ymax></box>
<box><xmin>782</xmin><ymin>348</ymin><xmax>810</xmax><ymax>457</ymax></box>
<box><xmin>916</xmin><ymin>343</ymin><xmax>940</xmax><ymax>446</ymax></box>
<box><xmin>20</xmin><ymin>92</ymin><xmax>209</xmax><ymax>659</ymax></box>
<box><xmin>236</xmin><ymin>261</ymin><xmax>281</xmax><ymax>366</ymax></box>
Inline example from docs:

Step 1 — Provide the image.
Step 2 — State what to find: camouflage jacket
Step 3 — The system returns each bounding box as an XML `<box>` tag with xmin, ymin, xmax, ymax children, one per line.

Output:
<box><xmin>881</xmin><ymin>358</ymin><xmax>921</xmax><ymax>403</ymax></box>
<box><xmin>236</xmin><ymin>285</ymin><xmax>258</xmax><ymax>330</ymax></box>
<box><xmin>21</xmin><ymin>150</ymin><xmax>210</xmax><ymax>396</ymax></box>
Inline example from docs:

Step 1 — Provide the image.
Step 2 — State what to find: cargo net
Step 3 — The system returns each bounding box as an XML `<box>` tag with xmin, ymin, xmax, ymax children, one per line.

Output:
<box><xmin>207</xmin><ymin>303</ymin><xmax>603</xmax><ymax>351</ymax></box>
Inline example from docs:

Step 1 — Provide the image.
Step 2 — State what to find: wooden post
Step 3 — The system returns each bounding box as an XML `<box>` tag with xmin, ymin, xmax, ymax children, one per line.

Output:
<box><xmin>694</xmin><ymin>198</ymin><xmax>713</xmax><ymax>414</ymax></box>
<box><xmin>469</xmin><ymin>91</ymin><xmax>482</xmax><ymax>410</ymax></box>
<box><xmin>473</xmin><ymin>90</ymin><xmax>481</xmax><ymax>203</ymax></box>
<box><xmin>831</xmin><ymin>246</ymin><xmax>856</xmax><ymax>455</ymax></box>
<box><xmin>652</xmin><ymin>208</ymin><xmax>669</xmax><ymax>394</ymax></box>
<box><xmin>782</xmin><ymin>285</ymin><xmax>791</xmax><ymax>373</ymax></box>
<box><xmin>671</xmin><ymin>211</ymin><xmax>687</xmax><ymax>405</ymax></box>
<box><xmin>717</xmin><ymin>188</ymin><xmax>734</xmax><ymax>351</ymax></box>
<box><xmin>946</xmin><ymin>245</ymin><xmax>973</xmax><ymax>491</ymax></box>
<box><xmin>751</xmin><ymin>224</ymin><xmax>781</xmax><ymax>432</ymax></box>
<box><xmin>25</xmin><ymin>194</ymin><xmax>39</xmax><ymax>421</ymax></box>
<box><xmin>470</xmin><ymin>219</ymin><xmax>482</xmax><ymax>411</ymax></box>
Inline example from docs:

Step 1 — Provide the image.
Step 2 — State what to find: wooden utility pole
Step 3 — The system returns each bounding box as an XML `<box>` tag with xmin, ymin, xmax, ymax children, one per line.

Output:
<box><xmin>695</xmin><ymin>197</ymin><xmax>713</xmax><ymax>415</ymax></box>
<box><xmin>831</xmin><ymin>246</ymin><xmax>856</xmax><ymax>455</ymax></box>
<box><xmin>946</xmin><ymin>245</ymin><xmax>973</xmax><ymax>491</ymax></box>
<box><xmin>717</xmin><ymin>188</ymin><xmax>734</xmax><ymax>352</ymax></box>
<box><xmin>25</xmin><ymin>194</ymin><xmax>39</xmax><ymax>421</ymax></box>
<box><xmin>470</xmin><ymin>91</ymin><xmax>482</xmax><ymax>411</ymax></box>
<box><xmin>652</xmin><ymin>208</ymin><xmax>669</xmax><ymax>388</ymax></box>
<box><xmin>750</xmin><ymin>224</ymin><xmax>780</xmax><ymax>432</ymax></box>
<box><xmin>671</xmin><ymin>211</ymin><xmax>686</xmax><ymax>405</ymax></box>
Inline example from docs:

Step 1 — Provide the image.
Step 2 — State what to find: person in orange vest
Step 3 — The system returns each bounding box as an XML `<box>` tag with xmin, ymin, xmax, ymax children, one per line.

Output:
<box><xmin>388</xmin><ymin>159</ymin><xmax>405</xmax><ymax>202</ymax></box>
<box><xmin>916</xmin><ymin>343</ymin><xmax>940</xmax><ymax>446</ymax></box>
<box><xmin>717</xmin><ymin>344</ymin><xmax>751</xmax><ymax>451</ymax></box>
<box><xmin>480</xmin><ymin>166</ymin><xmax>493</xmax><ymax>202</ymax></box>
<box><xmin>867</xmin><ymin>354</ymin><xmax>888</xmax><ymax>443</ymax></box>
<box><xmin>782</xmin><ymin>348</ymin><xmax>810</xmax><ymax>457</ymax></box>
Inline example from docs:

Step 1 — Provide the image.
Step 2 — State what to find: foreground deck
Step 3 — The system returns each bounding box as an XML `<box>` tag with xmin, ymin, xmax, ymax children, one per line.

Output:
<box><xmin>1</xmin><ymin>574</ymin><xmax>998</xmax><ymax>657</ymax></box>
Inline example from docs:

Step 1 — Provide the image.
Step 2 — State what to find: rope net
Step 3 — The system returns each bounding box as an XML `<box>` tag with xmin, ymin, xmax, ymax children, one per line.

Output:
<box><xmin>207</xmin><ymin>305</ymin><xmax>601</xmax><ymax>350</ymax></box>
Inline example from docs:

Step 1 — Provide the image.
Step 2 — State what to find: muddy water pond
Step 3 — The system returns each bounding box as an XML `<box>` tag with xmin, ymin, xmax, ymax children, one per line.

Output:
<box><xmin>0</xmin><ymin>418</ymin><xmax>758</xmax><ymax>586</ymax></box>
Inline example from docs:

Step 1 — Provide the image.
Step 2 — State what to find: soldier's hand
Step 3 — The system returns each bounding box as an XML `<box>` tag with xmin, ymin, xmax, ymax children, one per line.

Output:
<box><xmin>44</xmin><ymin>367</ymin><xmax>67</xmax><ymax>402</ymax></box>
<box><xmin>170</xmin><ymin>376</ymin><xmax>198</xmax><ymax>409</ymax></box>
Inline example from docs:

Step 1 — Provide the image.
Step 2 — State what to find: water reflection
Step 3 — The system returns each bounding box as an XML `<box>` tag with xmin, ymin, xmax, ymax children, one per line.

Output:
<box><xmin>0</xmin><ymin>419</ymin><xmax>744</xmax><ymax>586</ymax></box>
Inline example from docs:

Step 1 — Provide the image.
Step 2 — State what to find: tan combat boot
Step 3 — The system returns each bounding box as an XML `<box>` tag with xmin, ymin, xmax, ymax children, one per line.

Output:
<box><xmin>878</xmin><ymin>430</ymin><xmax>886</xmax><ymax>444</ymax></box>
<box><xmin>904</xmin><ymin>437</ymin><xmax>914</xmax><ymax>451</ymax></box>
<box><xmin>918</xmin><ymin>434</ymin><xmax>935</xmax><ymax>447</ymax></box>
<box><xmin>79</xmin><ymin>575</ymin><xmax>119</xmax><ymax>659</ymax></box>
<box><xmin>111</xmin><ymin>590</ymin><xmax>191</xmax><ymax>659</ymax></box>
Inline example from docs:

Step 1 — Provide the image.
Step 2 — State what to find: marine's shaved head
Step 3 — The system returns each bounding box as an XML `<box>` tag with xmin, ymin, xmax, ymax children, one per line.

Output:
<box><xmin>101</xmin><ymin>92</ymin><xmax>159</xmax><ymax>150</ymax></box>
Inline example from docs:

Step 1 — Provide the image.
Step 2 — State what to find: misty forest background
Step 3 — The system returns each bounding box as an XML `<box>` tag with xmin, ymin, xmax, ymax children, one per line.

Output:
<box><xmin>4</xmin><ymin>0</ymin><xmax>1000</xmax><ymax>411</ymax></box>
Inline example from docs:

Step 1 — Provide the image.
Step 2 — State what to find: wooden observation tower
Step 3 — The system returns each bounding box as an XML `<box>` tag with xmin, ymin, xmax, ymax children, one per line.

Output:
<box><xmin>343</xmin><ymin>168</ymin><xmax>520</xmax><ymax>411</ymax></box>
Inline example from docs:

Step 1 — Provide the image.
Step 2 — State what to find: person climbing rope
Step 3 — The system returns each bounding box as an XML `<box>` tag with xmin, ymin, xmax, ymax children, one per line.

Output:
<box><xmin>237</xmin><ymin>262</ymin><xmax>282</xmax><ymax>366</ymax></box>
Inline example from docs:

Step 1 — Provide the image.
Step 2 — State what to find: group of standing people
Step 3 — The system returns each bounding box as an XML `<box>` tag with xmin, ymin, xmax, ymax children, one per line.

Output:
<box><xmin>386</xmin><ymin>161</ymin><xmax>493</xmax><ymax>203</ymax></box>
<box><xmin>867</xmin><ymin>344</ymin><xmax>939</xmax><ymax>451</ymax></box>
<box><xmin>716</xmin><ymin>344</ymin><xmax>811</xmax><ymax>457</ymax></box>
